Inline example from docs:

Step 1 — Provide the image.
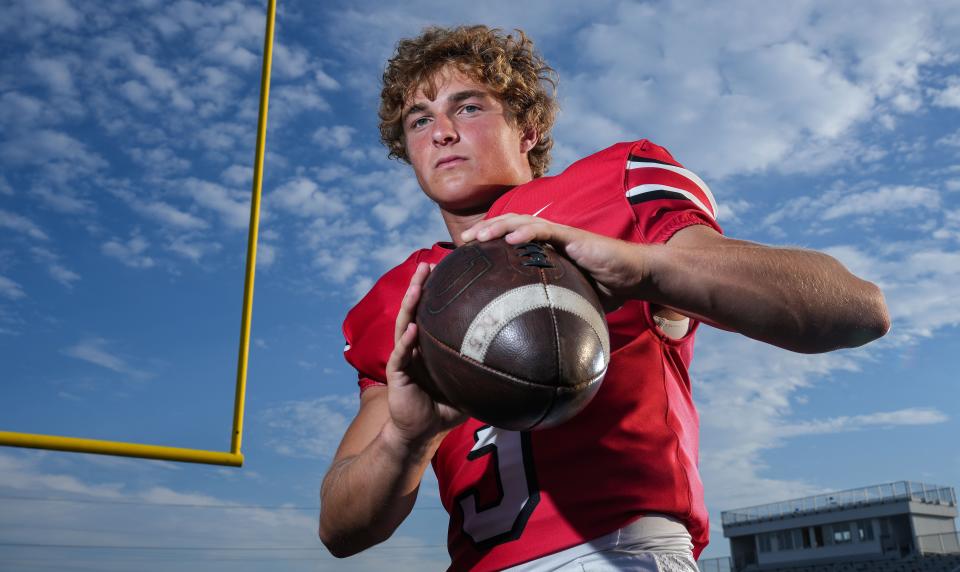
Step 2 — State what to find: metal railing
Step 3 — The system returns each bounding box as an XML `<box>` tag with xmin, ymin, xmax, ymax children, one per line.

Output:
<box><xmin>722</xmin><ymin>481</ymin><xmax>957</xmax><ymax>526</ymax></box>
<box><xmin>918</xmin><ymin>532</ymin><xmax>960</xmax><ymax>555</ymax></box>
<box><xmin>698</xmin><ymin>556</ymin><xmax>733</xmax><ymax>572</ymax></box>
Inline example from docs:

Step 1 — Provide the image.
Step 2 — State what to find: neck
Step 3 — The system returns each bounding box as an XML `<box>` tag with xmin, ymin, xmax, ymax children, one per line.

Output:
<box><xmin>441</xmin><ymin>209</ymin><xmax>487</xmax><ymax>246</ymax></box>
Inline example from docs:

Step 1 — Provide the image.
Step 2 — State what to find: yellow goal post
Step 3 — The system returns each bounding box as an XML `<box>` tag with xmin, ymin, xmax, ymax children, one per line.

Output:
<box><xmin>0</xmin><ymin>0</ymin><xmax>278</xmax><ymax>467</ymax></box>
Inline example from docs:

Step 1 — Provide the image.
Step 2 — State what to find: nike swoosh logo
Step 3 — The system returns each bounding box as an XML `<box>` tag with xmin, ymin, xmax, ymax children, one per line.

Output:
<box><xmin>532</xmin><ymin>202</ymin><xmax>552</xmax><ymax>217</ymax></box>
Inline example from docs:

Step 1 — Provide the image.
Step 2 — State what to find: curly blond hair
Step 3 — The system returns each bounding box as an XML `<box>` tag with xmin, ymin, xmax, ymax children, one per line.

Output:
<box><xmin>379</xmin><ymin>25</ymin><xmax>558</xmax><ymax>178</ymax></box>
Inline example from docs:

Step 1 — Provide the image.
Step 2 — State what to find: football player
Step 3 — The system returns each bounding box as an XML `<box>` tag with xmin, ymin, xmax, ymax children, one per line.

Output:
<box><xmin>319</xmin><ymin>25</ymin><xmax>890</xmax><ymax>571</ymax></box>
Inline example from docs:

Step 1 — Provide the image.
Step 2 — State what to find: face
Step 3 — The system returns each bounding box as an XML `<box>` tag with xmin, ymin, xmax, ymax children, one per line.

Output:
<box><xmin>402</xmin><ymin>67</ymin><xmax>537</xmax><ymax>215</ymax></box>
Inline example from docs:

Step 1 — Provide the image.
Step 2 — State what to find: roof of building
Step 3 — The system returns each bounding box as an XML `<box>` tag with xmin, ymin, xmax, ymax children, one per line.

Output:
<box><xmin>721</xmin><ymin>481</ymin><xmax>957</xmax><ymax>527</ymax></box>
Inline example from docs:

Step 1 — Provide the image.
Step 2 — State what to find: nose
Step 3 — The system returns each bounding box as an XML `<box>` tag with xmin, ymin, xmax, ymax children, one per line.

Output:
<box><xmin>431</xmin><ymin>114</ymin><xmax>458</xmax><ymax>146</ymax></box>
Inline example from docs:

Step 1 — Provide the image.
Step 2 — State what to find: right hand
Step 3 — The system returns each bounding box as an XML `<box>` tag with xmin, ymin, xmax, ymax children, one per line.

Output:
<box><xmin>384</xmin><ymin>262</ymin><xmax>466</xmax><ymax>448</ymax></box>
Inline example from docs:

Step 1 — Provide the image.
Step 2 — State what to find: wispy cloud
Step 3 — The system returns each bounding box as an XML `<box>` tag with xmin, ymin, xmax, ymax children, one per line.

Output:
<box><xmin>101</xmin><ymin>231</ymin><xmax>155</xmax><ymax>269</ymax></box>
<box><xmin>763</xmin><ymin>185</ymin><xmax>941</xmax><ymax>229</ymax></box>
<box><xmin>0</xmin><ymin>209</ymin><xmax>49</xmax><ymax>240</ymax></box>
<box><xmin>778</xmin><ymin>407</ymin><xmax>948</xmax><ymax>437</ymax></box>
<box><xmin>31</xmin><ymin>246</ymin><xmax>81</xmax><ymax>288</ymax></box>
<box><xmin>260</xmin><ymin>395</ymin><xmax>359</xmax><ymax>459</ymax></box>
<box><xmin>0</xmin><ymin>275</ymin><xmax>26</xmax><ymax>300</ymax></box>
<box><xmin>181</xmin><ymin>178</ymin><xmax>251</xmax><ymax>230</ymax></box>
<box><xmin>62</xmin><ymin>337</ymin><xmax>151</xmax><ymax>381</ymax></box>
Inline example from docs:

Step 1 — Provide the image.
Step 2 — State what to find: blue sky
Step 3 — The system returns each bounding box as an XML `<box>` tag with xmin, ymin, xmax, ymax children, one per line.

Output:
<box><xmin>1</xmin><ymin>0</ymin><xmax>958</xmax><ymax>569</ymax></box>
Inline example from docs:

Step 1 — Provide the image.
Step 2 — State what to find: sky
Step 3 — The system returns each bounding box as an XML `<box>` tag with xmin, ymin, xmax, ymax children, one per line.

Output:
<box><xmin>0</xmin><ymin>0</ymin><xmax>959</xmax><ymax>570</ymax></box>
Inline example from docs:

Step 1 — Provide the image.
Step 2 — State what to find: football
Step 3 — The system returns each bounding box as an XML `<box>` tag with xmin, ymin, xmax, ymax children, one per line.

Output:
<box><xmin>415</xmin><ymin>238</ymin><xmax>610</xmax><ymax>431</ymax></box>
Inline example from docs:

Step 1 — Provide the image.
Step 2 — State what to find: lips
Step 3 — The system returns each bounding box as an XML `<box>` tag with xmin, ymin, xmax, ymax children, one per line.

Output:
<box><xmin>435</xmin><ymin>155</ymin><xmax>467</xmax><ymax>168</ymax></box>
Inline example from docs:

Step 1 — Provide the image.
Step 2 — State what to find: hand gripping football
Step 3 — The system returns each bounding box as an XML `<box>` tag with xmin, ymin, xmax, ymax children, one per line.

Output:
<box><xmin>415</xmin><ymin>238</ymin><xmax>610</xmax><ymax>431</ymax></box>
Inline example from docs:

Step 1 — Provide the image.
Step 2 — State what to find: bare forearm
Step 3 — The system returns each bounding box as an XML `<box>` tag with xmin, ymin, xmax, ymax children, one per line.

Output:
<box><xmin>319</xmin><ymin>422</ymin><xmax>441</xmax><ymax>557</ymax></box>
<box><xmin>644</xmin><ymin>240</ymin><xmax>890</xmax><ymax>353</ymax></box>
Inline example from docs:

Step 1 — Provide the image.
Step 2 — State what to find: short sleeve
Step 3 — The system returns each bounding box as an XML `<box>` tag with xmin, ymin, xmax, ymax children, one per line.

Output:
<box><xmin>624</xmin><ymin>140</ymin><xmax>722</xmax><ymax>244</ymax></box>
<box><xmin>342</xmin><ymin>253</ymin><xmax>420</xmax><ymax>394</ymax></box>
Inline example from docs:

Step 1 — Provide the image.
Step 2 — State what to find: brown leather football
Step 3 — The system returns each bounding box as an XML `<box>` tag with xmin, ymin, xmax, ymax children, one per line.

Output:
<box><xmin>415</xmin><ymin>238</ymin><xmax>610</xmax><ymax>431</ymax></box>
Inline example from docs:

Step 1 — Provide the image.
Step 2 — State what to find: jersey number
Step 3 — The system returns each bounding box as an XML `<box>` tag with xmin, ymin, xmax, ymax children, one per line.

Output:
<box><xmin>456</xmin><ymin>426</ymin><xmax>540</xmax><ymax>548</ymax></box>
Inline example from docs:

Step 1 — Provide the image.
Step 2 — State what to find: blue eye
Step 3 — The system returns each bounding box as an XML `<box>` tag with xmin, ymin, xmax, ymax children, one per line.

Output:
<box><xmin>463</xmin><ymin>104</ymin><xmax>480</xmax><ymax>113</ymax></box>
<box><xmin>411</xmin><ymin>117</ymin><xmax>430</xmax><ymax>128</ymax></box>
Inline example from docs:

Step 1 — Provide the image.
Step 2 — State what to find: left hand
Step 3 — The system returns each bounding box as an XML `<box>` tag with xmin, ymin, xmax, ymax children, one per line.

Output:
<box><xmin>461</xmin><ymin>214</ymin><xmax>652</xmax><ymax>309</ymax></box>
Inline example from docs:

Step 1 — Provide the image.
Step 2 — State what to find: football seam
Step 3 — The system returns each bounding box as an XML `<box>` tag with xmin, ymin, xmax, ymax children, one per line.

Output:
<box><xmin>421</xmin><ymin>327</ymin><xmax>599</xmax><ymax>393</ymax></box>
<box><xmin>540</xmin><ymin>269</ymin><xmax>563</xmax><ymax>394</ymax></box>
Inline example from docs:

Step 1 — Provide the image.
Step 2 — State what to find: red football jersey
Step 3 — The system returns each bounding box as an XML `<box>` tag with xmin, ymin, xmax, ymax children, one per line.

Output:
<box><xmin>342</xmin><ymin>140</ymin><xmax>721</xmax><ymax>571</ymax></box>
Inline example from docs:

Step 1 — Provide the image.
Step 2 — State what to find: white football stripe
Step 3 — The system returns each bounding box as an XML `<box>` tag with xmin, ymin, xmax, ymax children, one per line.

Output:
<box><xmin>625</xmin><ymin>183</ymin><xmax>716</xmax><ymax>221</ymax></box>
<box><xmin>460</xmin><ymin>284</ymin><xmax>610</xmax><ymax>366</ymax></box>
<box><xmin>626</xmin><ymin>161</ymin><xmax>718</xmax><ymax>218</ymax></box>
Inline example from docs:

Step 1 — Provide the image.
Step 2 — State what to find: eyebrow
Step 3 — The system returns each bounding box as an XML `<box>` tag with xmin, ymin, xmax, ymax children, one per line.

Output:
<box><xmin>403</xmin><ymin>89</ymin><xmax>489</xmax><ymax>121</ymax></box>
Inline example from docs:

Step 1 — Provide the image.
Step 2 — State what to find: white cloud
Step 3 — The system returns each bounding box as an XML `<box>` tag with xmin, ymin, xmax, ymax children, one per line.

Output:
<box><xmin>0</xmin><ymin>176</ymin><xmax>12</xmax><ymax>195</ymax></box>
<box><xmin>181</xmin><ymin>178</ymin><xmax>251</xmax><ymax>230</ymax></box>
<box><xmin>0</xmin><ymin>275</ymin><xmax>26</xmax><ymax>299</ymax></box>
<box><xmin>271</xmin><ymin>177</ymin><xmax>346</xmax><ymax>218</ymax></box>
<box><xmin>764</xmin><ymin>185</ymin><xmax>940</xmax><ymax>228</ymax></box>
<box><xmin>1</xmin><ymin>129</ymin><xmax>107</xmax><ymax>178</ymax></box>
<box><xmin>261</xmin><ymin>395</ymin><xmax>359</xmax><ymax>459</ymax></box>
<box><xmin>271</xmin><ymin>42</ymin><xmax>311</xmax><ymax>80</ymax></box>
<box><xmin>936</xmin><ymin>129</ymin><xmax>960</xmax><ymax>148</ymax></box>
<box><xmin>220</xmin><ymin>164</ymin><xmax>252</xmax><ymax>186</ymax></box>
<box><xmin>24</xmin><ymin>0</ymin><xmax>83</xmax><ymax>30</ymax></box>
<box><xmin>0</xmin><ymin>209</ymin><xmax>49</xmax><ymax>240</ymax></box>
<box><xmin>312</xmin><ymin>125</ymin><xmax>356</xmax><ymax>149</ymax></box>
<box><xmin>373</xmin><ymin>203</ymin><xmax>412</xmax><ymax>229</ymax></box>
<box><xmin>29</xmin><ymin>186</ymin><xmax>95</xmax><ymax>214</ymax></box>
<box><xmin>62</xmin><ymin>337</ymin><xmax>151</xmax><ymax>380</ymax></box>
<box><xmin>0</xmin><ymin>449</ymin><xmax>451</xmax><ymax>572</ymax></box>
<box><xmin>270</xmin><ymin>82</ymin><xmax>332</xmax><ymax>123</ymax></box>
<box><xmin>31</xmin><ymin>246</ymin><xmax>81</xmax><ymax>288</ymax></box>
<box><xmin>135</xmin><ymin>200</ymin><xmax>209</xmax><ymax>231</ymax></box>
<box><xmin>823</xmin><ymin>185</ymin><xmax>941</xmax><ymax>220</ymax></box>
<box><xmin>778</xmin><ymin>407</ymin><xmax>948</xmax><ymax>438</ymax></box>
<box><xmin>932</xmin><ymin>76</ymin><xmax>960</xmax><ymax>109</ymax></box>
<box><xmin>256</xmin><ymin>241</ymin><xmax>277</xmax><ymax>268</ymax></box>
<box><xmin>27</xmin><ymin>55</ymin><xmax>76</xmax><ymax>95</ymax></box>
<box><xmin>0</xmin><ymin>92</ymin><xmax>61</xmax><ymax>128</ymax></box>
<box><xmin>127</xmin><ymin>146</ymin><xmax>191</xmax><ymax>175</ymax></box>
<box><xmin>102</xmin><ymin>232</ymin><xmax>155</xmax><ymax>269</ymax></box>
<box><xmin>166</xmin><ymin>235</ymin><xmax>222</xmax><ymax>263</ymax></box>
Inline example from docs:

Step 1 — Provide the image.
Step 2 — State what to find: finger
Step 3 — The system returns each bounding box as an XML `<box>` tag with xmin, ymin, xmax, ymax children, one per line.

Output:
<box><xmin>460</xmin><ymin>214</ymin><xmax>526</xmax><ymax>243</ymax></box>
<box><xmin>503</xmin><ymin>220</ymin><xmax>582</xmax><ymax>250</ymax></box>
<box><xmin>386</xmin><ymin>322</ymin><xmax>417</xmax><ymax>381</ymax></box>
<box><xmin>394</xmin><ymin>262</ymin><xmax>430</xmax><ymax>344</ymax></box>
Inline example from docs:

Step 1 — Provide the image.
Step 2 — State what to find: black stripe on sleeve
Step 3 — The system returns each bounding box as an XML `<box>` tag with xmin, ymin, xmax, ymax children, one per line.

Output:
<box><xmin>627</xmin><ymin>189</ymin><xmax>691</xmax><ymax>205</ymax></box>
<box><xmin>627</xmin><ymin>155</ymin><xmax>677</xmax><ymax>167</ymax></box>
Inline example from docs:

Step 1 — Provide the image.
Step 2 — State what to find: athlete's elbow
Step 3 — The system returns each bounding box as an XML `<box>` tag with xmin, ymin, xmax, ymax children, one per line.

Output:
<box><xmin>319</xmin><ymin>514</ymin><xmax>390</xmax><ymax>558</ymax></box>
<box><xmin>849</xmin><ymin>282</ymin><xmax>891</xmax><ymax>347</ymax></box>
<box><xmin>808</xmin><ymin>282</ymin><xmax>891</xmax><ymax>353</ymax></box>
<box><xmin>319</xmin><ymin>524</ymin><xmax>369</xmax><ymax>559</ymax></box>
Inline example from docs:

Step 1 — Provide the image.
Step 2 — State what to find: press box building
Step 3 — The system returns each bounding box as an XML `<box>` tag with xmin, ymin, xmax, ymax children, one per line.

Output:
<box><xmin>719</xmin><ymin>481</ymin><xmax>958</xmax><ymax>571</ymax></box>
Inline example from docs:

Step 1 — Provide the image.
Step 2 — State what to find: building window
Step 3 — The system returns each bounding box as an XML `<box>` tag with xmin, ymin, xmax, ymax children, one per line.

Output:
<box><xmin>814</xmin><ymin>526</ymin><xmax>824</xmax><ymax>547</ymax></box>
<box><xmin>833</xmin><ymin>526</ymin><xmax>852</xmax><ymax>544</ymax></box>
<box><xmin>759</xmin><ymin>533</ymin><xmax>772</xmax><ymax>553</ymax></box>
<box><xmin>777</xmin><ymin>530</ymin><xmax>795</xmax><ymax>551</ymax></box>
<box><xmin>792</xmin><ymin>529</ymin><xmax>804</xmax><ymax>550</ymax></box>
<box><xmin>857</xmin><ymin>520</ymin><xmax>874</xmax><ymax>541</ymax></box>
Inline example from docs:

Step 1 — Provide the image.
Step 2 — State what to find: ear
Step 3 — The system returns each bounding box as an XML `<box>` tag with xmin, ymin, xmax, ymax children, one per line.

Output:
<box><xmin>519</xmin><ymin>125</ymin><xmax>539</xmax><ymax>154</ymax></box>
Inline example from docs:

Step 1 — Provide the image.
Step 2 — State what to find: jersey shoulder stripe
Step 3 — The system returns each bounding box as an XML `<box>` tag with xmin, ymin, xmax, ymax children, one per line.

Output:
<box><xmin>626</xmin><ymin>155</ymin><xmax>718</xmax><ymax>220</ymax></box>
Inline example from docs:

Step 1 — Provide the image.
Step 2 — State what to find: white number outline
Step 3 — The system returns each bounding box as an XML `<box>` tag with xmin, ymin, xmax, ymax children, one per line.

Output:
<box><xmin>455</xmin><ymin>426</ymin><xmax>540</xmax><ymax>548</ymax></box>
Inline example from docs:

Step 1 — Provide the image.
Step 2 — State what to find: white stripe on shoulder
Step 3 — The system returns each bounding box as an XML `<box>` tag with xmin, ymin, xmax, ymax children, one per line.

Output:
<box><xmin>625</xmin><ymin>184</ymin><xmax>716</xmax><ymax>220</ymax></box>
<box><xmin>627</xmin><ymin>161</ymin><xmax>718</xmax><ymax>218</ymax></box>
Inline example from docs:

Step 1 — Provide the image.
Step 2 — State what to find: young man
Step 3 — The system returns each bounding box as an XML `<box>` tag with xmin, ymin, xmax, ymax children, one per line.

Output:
<box><xmin>319</xmin><ymin>26</ymin><xmax>890</xmax><ymax>571</ymax></box>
